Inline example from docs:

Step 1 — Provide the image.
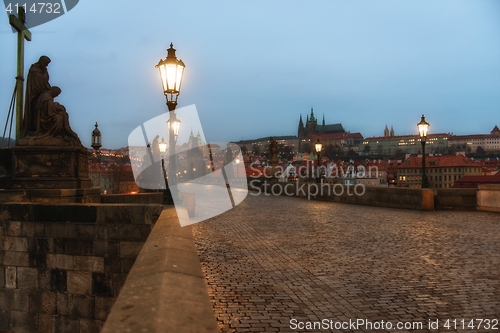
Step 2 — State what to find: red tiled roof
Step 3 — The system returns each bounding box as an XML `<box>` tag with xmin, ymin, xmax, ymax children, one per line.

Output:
<box><xmin>452</xmin><ymin>172</ymin><xmax>500</xmax><ymax>188</ymax></box>
<box><xmin>245</xmin><ymin>167</ymin><xmax>269</xmax><ymax>177</ymax></box>
<box><xmin>398</xmin><ymin>155</ymin><xmax>484</xmax><ymax>169</ymax></box>
<box><xmin>311</xmin><ymin>132</ymin><xmax>363</xmax><ymax>141</ymax></box>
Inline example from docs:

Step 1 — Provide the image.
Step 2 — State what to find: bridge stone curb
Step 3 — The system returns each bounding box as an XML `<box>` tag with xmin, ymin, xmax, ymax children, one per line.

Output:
<box><xmin>102</xmin><ymin>207</ymin><xmax>218</xmax><ymax>333</ymax></box>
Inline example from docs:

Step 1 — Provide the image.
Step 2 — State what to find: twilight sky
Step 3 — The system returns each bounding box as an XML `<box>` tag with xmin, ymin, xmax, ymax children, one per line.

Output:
<box><xmin>1</xmin><ymin>0</ymin><xmax>500</xmax><ymax>149</ymax></box>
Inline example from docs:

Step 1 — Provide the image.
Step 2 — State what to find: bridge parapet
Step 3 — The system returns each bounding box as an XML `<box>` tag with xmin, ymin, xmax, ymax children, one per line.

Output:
<box><xmin>102</xmin><ymin>207</ymin><xmax>218</xmax><ymax>333</ymax></box>
<box><xmin>0</xmin><ymin>202</ymin><xmax>162</xmax><ymax>332</ymax></box>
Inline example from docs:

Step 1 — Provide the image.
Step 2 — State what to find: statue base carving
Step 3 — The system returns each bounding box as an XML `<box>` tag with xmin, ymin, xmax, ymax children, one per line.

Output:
<box><xmin>5</xmin><ymin>145</ymin><xmax>100</xmax><ymax>203</ymax></box>
<box><xmin>17</xmin><ymin>135</ymin><xmax>82</xmax><ymax>147</ymax></box>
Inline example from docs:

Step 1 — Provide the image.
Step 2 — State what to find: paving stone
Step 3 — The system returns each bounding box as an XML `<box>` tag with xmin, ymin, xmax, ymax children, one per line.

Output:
<box><xmin>193</xmin><ymin>194</ymin><xmax>500</xmax><ymax>333</ymax></box>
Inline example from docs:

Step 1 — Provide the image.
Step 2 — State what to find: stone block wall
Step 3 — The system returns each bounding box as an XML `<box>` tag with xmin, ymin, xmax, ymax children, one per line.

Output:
<box><xmin>253</xmin><ymin>181</ymin><xmax>435</xmax><ymax>210</ymax></box>
<box><xmin>0</xmin><ymin>203</ymin><xmax>163</xmax><ymax>333</ymax></box>
<box><xmin>433</xmin><ymin>188</ymin><xmax>477</xmax><ymax>210</ymax></box>
<box><xmin>477</xmin><ymin>184</ymin><xmax>500</xmax><ymax>212</ymax></box>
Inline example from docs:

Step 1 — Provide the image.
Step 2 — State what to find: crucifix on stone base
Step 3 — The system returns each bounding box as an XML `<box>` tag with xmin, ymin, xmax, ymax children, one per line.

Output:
<box><xmin>9</xmin><ymin>7</ymin><xmax>32</xmax><ymax>141</ymax></box>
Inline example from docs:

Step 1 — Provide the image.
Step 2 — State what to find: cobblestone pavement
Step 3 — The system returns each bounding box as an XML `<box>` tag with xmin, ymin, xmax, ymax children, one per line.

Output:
<box><xmin>192</xmin><ymin>193</ymin><xmax>500</xmax><ymax>333</ymax></box>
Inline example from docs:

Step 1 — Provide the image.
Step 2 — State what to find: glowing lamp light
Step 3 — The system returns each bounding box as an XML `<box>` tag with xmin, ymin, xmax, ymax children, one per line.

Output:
<box><xmin>156</xmin><ymin>43</ymin><xmax>185</xmax><ymax>110</ymax></box>
<box><xmin>167</xmin><ymin>117</ymin><xmax>181</xmax><ymax>140</ymax></box>
<box><xmin>417</xmin><ymin>115</ymin><xmax>430</xmax><ymax>139</ymax></box>
<box><xmin>158</xmin><ymin>137</ymin><xmax>167</xmax><ymax>153</ymax></box>
<box><xmin>315</xmin><ymin>139</ymin><xmax>322</xmax><ymax>153</ymax></box>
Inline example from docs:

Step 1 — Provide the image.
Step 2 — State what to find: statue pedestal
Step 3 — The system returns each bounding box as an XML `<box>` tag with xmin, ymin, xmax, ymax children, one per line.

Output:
<box><xmin>7</xmin><ymin>145</ymin><xmax>101</xmax><ymax>203</ymax></box>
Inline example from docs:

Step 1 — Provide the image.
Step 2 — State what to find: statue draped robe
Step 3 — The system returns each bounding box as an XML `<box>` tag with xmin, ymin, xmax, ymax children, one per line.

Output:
<box><xmin>34</xmin><ymin>90</ymin><xmax>81</xmax><ymax>144</ymax></box>
<box><xmin>21</xmin><ymin>62</ymin><xmax>51</xmax><ymax>137</ymax></box>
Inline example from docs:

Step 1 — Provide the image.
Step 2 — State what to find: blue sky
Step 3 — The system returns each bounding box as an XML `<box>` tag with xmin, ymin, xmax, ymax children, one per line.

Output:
<box><xmin>1</xmin><ymin>0</ymin><xmax>500</xmax><ymax>148</ymax></box>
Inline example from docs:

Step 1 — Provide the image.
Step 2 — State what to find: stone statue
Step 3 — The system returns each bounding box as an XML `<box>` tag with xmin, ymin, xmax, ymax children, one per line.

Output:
<box><xmin>269</xmin><ymin>136</ymin><xmax>278</xmax><ymax>162</ymax></box>
<box><xmin>22</xmin><ymin>55</ymin><xmax>51</xmax><ymax>137</ymax></box>
<box><xmin>18</xmin><ymin>56</ymin><xmax>82</xmax><ymax>146</ymax></box>
<box><xmin>268</xmin><ymin>136</ymin><xmax>279</xmax><ymax>181</ymax></box>
<box><xmin>152</xmin><ymin>135</ymin><xmax>160</xmax><ymax>160</ymax></box>
<box><xmin>33</xmin><ymin>86</ymin><xmax>81</xmax><ymax>145</ymax></box>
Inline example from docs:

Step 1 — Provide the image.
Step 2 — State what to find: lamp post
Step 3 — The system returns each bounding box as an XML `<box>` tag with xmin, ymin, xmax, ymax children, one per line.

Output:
<box><xmin>315</xmin><ymin>139</ymin><xmax>322</xmax><ymax>183</ymax></box>
<box><xmin>417</xmin><ymin>115</ymin><xmax>430</xmax><ymax>188</ymax></box>
<box><xmin>91</xmin><ymin>121</ymin><xmax>101</xmax><ymax>162</ymax></box>
<box><xmin>156</xmin><ymin>43</ymin><xmax>185</xmax><ymax>202</ymax></box>
<box><xmin>158</xmin><ymin>137</ymin><xmax>169</xmax><ymax>202</ymax></box>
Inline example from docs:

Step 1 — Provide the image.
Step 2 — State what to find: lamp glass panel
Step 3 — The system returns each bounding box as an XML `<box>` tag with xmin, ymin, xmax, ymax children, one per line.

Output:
<box><xmin>172</xmin><ymin>120</ymin><xmax>181</xmax><ymax>137</ymax></box>
<box><xmin>418</xmin><ymin>124</ymin><xmax>429</xmax><ymax>138</ymax></box>
<box><xmin>158</xmin><ymin>65</ymin><xmax>168</xmax><ymax>93</ymax></box>
<box><xmin>166</xmin><ymin>63</ymin><xmax>177</xmax><ymax>92</ymax></box>
<box><xmin>159</xmin><ymin>138</ymin><xmax>167</xmax><ymax>153</ymax></box>
<box><xmin>175</xmin><ymin>65</ymin><xmax>184</xmax><ymax>91</ymax></box>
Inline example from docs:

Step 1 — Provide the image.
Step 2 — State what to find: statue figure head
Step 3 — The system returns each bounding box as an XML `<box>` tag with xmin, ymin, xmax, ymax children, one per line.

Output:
<box><xmin>38</xmin><ymin>55</ymin><xmax>51</xmax><ymax>67</ymax></box>
<box><xmin>50</xmin><ymin>86</ymin><xmax>62</xmax><ymax>97</ymax></box>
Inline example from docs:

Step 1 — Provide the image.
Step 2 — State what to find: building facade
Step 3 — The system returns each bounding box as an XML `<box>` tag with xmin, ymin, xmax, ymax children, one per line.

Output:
<box><xmin>360</xmin><ymin>127</ymin><xmax>449</xmax><ymax>155</ymax></box>
<box><xmin>397</xmin><ymin>155</ymin><xmax>483</xmax><ymax>188</ymax></box>
<box><xmin>236</xmin><ymin>136</ymin><xmax>299</xmax><ymax>156</ymax></box>
<box><xmin>448</xmin><ymin>126</ymin><xmax>500</xmax><ymax>153</ymax></box>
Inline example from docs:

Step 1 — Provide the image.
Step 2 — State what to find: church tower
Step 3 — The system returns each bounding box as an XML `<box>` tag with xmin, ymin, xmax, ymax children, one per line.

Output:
<box><xmin>298</xmin><ymin>114</ymin><xmax>305</xmax><ymax>137</ymax></box>
<box><xmin>384</xmin><ymin>125</ymin><xmax>389</xmax><ymax>137</ymax></box>
<box><xmin>306</xmin><ymin>107</ymin><xmax>317</xmax><ymax>136</ymax></box>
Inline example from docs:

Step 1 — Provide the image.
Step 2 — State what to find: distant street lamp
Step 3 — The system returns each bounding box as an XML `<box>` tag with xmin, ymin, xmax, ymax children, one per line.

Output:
<box><xmin>315</xmin><ymin>139</ymin><xmax>322</xmax><ymax>183</ymax></box>
<box><xmin>91</xmin><ymin>121</ymin><xmax>102</xmax><ymax>150</ymax></box>
<box><xmin>158</xmin><ymin>137</ymin><xmax>167</xmax><ymax>154</ymax></box>
<box><xmin>156</xmin><ymin>43</ymin><xmax>185</xmax><ymax>203</ymax></box>
<box><xmin>91</xmin><ymin>121</ymin><xmax>101</xmax><ymax>163</ymax></box>
<box><xmin>417</xmin><ymin>115</ymin><xmax>430</xmax><ymax>188</ymax></box>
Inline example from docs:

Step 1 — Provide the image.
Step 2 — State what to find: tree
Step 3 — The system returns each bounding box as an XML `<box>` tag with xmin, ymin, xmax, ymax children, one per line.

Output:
<box><xmin>363</xmin><ymin>145</ymin><xmax>371</xmax><ymax>154</ymax></box>
<box><xmin>395</xmin><ymin>149</ymin><xmax>404</xmax><ymax>159</ymax></box>
<box><xmin>323</xmin><ymin>143</ymin><xmax>336</xmax><ymax>160</ymax></box>
<box><xmin>252</xmin><ymin>144</ymin><xmax>260</xmax><ymax>156</ymax></box>
<box><xmin>476</xmin><ymin>146</ymin><xmax>485</xmax><ymax>155</ymax></box>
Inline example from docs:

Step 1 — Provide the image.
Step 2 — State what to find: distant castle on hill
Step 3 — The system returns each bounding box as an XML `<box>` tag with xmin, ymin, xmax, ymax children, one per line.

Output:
<box><xmin>297</xmin><ymin>107</ymin><xmax>345</xmax><ymax>138</ymax></box>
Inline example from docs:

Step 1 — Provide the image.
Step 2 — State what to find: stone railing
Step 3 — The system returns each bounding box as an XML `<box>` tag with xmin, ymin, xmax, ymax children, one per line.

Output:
<box><xmin>250</xmin><ymin>180</ymin><xmax>435</xmax><ymax>210</ymax></box>
<box><xmin>477</xmin><ymin>184</ymin><xmax>500</xmax><ymax>212</ymax></box>
<box><xmin>102</xmin><ymin>207</ymin><xmax>218</xmax><ymax>333</ymax></box>
<box><xmin>433</xmin><ymin>188</ymin><xmax>477</xmax><ymax>210</ymax></box>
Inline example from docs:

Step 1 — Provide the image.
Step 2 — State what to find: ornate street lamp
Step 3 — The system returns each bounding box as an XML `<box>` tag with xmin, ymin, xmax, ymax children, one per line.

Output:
<box><xmin>156</xmin><ymin>43</ymin><xmax>185</xmax><ymax>203</ymax></box>
<box><xmin>315</xmin><ymin>139</ymin><xmax>322</xmax><ymax>183</ymax></box>
<box><xmin>167</xmin><ymin>116</ymin><xmax>181</xmax><ymax>141</ymax></box>
<box><xmin>158</xmin><ymin>137</ymin><xmax>167</xmax><ymax>154</ymax></box>
<box><xmin>156</xmin><ymin>43</ymin><xmax>185</xmax><ymax>112</ymax></box>
<box><xmin>91</xmin><ymin>121</ymin><xmax>101</xmax><ymax>163</ymax></box>
<box><xmin>417</xmin><ymin>115</ymin><xmax>430</xmax><ymax>188</ymax></box>
<box><xmin>91</xmin><ymin>121</ymin><xmax>101</xmax><ymax>150</ymax></box>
